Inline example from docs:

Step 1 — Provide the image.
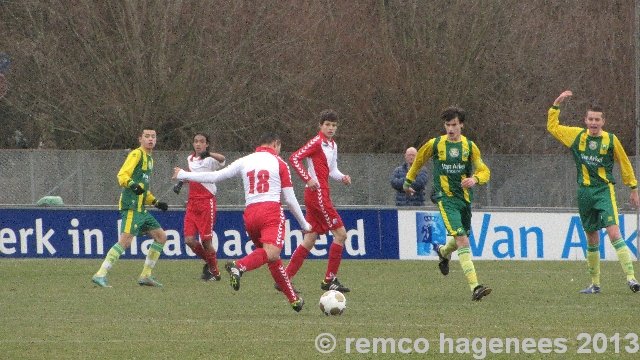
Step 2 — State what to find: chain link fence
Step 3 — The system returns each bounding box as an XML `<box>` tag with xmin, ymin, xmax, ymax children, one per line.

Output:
<box><xmin>0</xmin><ymin>150</ymin><xmax>637</xmax><ymax>210</ymax></box>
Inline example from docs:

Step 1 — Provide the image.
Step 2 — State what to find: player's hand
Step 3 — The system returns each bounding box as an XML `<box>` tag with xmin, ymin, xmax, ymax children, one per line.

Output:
<box><xmin>172</xmin><ymin>181</ymin><xmax>184</xmax><ymax>194</ymax></box>
<box><xmin>129</xmin><ymin>183</ymin><xmax>145</xmax><ymax>195</ymax></box>
<box><xmin>403</xmin><ymin>185</ymin><xmax>415</xmax><ymax>196</ymax></box>
<box><xmin>461</xmin><ymin>177</ymin><xmax>476</xmax><ymax>189</ymax></box>
<box><xmin>306</xmin><ymin>179</ymin><xmax>320</xmax><ymax>190</ymax></box>
<box><xmin>199</xmin><ymin>151</ymin><xmax>211</xmax><ymax>159</ymax></box>
<box><xmin>341</xmin><ymin>175</ymin><xmax>351</xmax><ymax>185</ymax></box>
<box><xmin>154</xmin><ymin>201</ymin><xmax>169</xmax><ymax>212</ymax></box>
<box><xmin>553</xmin><ymin>90</ymin><xmax>572</xmax><ymax>106</ymax></box>
<box><xmin>630</xmin><ymin>189</ymin><xmax>639</xmax><ymax>209</ymax></box>
<box><xmin>172</xmin><ymin>167</ymin><xmax>183</xmax><ymax>179</ymax></box>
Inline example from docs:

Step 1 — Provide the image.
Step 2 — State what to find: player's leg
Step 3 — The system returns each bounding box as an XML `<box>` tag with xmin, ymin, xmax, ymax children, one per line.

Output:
<box><xmin>578</xmin><ymin>187</ymin><xmax>602</xmax><ymax>293</ymax></box>
<box><xmin>92</xmin><ymin>210</ymin><xmax>136</xmax><ymax>287</ymax></box>
<box><xmin>264</xmin><ymin>243</ymin><xmax>303</xmax><ymax>311</ymax></box>
<box><xmin>235</xmin><ymin>206</ymin><xmax>278</xmax><ymax>273</ymax></box>
<box><xmin>315</xmin><ymin>191</ymin><xmax>350</xmax><ymax>292</ymax></box>
<box><xmin>434</xmin><ymin>200</ymin><xmax>456</xmax><ymax>275</ymax></box>
<box><xmin>606</xmin><ymin>225</ymin><xmax>639</xmax><ymax>292</ymax></box>
<box><xmin>138</xmin><ymin>215</ymin><xmax>166</xmax><ymax>287</ymax></box>
<box><xmin>285</xmin><ymin>188</ymin><xmax>322</xmax><ymax>279</ymax></box>
<box><xmin>197</xmin><ymin>198</ymin><xmax>220</xmax><ymax>280</ymax></box>
<box><xmin>444</xmin><ymin>200</ymin><xmax>490</xmax><ymax>301</ymax></box>
<box><xmin>580</xmin><ymin>230</ymin><xmax>602</xmax><ymax>294</ymax></box>
<box><xmin>599</xmin><ymin>186</ymin><xmax>639</xmax><ymax>292</ymax></box>
<box><xmin>227</xmin><ymin>204</ymin><xmax>280</xmax><ymax>290</ymax></box>
<box><xmin>435</xmin><ymin>199</ymin><xmax>460</xmax><ymax>276</ymax></box>
<box><xmin>285</xmin><ymin>232</ymin><xmax>316</xmax><ymax>279</ymax></box>
<box><xmin>184</xmin><ymin>208</ymin><xmax>208</xmax><ymax>259</ymax></box>
<box><xmin>321</xmin><ymin>226</ymin><xmax>350</xmax><ymax>292</ymax></box>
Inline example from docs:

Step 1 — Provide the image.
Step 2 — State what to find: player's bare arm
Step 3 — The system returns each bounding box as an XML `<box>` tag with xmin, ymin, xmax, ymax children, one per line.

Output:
<box><xmin>172</xmin><ymin>167</ymin><xmax>183</xmax><ymax>179</ymax></box>
<box><xmin>553</xmin><ymin>90</ymin><xmax>573</xmax><ymax>106</ymax></box>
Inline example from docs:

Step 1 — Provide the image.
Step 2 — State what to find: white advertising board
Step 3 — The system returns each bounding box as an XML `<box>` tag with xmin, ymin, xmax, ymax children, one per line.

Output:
<box><xmin>398</xmin><ymin>211</ymin><xmax>638</xmax><ymax>261</ymax></box>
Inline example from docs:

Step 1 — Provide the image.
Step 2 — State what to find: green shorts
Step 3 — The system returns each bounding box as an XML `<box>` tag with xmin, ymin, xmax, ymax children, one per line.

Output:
<box><xmin>437</xmin><ymin>196</ymin><xmax>472</xmax><ymax>237</ymax></box>
<box><xmin>119</xmin><ymin>209</ymin><xmax>162</xmax><ymax>236</ymax></box>
<box><xmin>577</xmin><ymin>183</ymin><xmax>619</xmax><ymax>233</ymax></box>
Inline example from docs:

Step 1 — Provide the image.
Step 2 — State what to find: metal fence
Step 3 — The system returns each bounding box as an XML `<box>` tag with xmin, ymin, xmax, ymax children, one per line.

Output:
<box><xmin>0</xmin><ymin>149</ymin><xmax>637</xmax><ymax>210</ymax></box>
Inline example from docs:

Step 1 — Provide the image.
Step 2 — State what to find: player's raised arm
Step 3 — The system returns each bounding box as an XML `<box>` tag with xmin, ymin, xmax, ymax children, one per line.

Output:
<box><xmin>553</xmin><ymin>90</ymin><xmax>573</xmax><ymax>106</ymax></box>
<box><xmin>547</xmin><ymin>90</ymin><xmax>582</xmax><ymax>147</ymax></box>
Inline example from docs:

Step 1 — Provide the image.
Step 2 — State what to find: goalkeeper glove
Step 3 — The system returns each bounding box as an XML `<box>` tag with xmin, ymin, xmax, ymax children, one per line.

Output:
<box><xmin>129</xmin><ymin>183</ymin><xmax>145</xmax><ymax>195</ymax></box>
<box><xmin>199</xmin><ymin>151</ymin><xmax>211</xmax><ymax>159</ymax></box>
<box><xmin>153</xmin><ymin>199</ymin><xmax>168</xmax><ymax>212</ymax></box>
<box><xmin>172</xmin><ymin>181</ymin><xmax>184</xmax><ymax>194</ymax></box>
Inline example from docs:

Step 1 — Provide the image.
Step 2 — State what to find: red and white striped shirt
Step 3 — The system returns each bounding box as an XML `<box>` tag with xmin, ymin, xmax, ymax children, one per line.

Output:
<box><xmin>289</xmin><ymin>131</ymin><xmax>345</xmax><ymax>189</ymax></box>
<box><xmin>186</xmin><ymin>154</ymin><xmax>225</xmax><ymax>198</ymax></box>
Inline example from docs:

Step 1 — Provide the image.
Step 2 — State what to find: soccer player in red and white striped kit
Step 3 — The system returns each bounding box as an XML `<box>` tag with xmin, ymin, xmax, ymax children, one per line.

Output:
<box><xmin>172</xmin><ymin>133</ymin><xmax>225</xmax><ymax>281</ymax></box>
<box><xmin>173</xmin><ymin>133</ymin><xmax>311</xmax><ymax>312</ymax></box>
<box><xmin>285</xmin><ymin>109</ymin><xmax>352</xmax><ymax>293</ymax></box>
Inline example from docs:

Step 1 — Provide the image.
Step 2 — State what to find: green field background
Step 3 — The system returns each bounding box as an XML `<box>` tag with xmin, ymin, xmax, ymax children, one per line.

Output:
<box><xmin>1</xmin><ymin>259</ymin><xmax>638</xmax><ymax>359</ymax></box>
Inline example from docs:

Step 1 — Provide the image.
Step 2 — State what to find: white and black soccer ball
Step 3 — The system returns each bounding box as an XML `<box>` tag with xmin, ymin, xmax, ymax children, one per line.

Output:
<box><xmin>318</xmin><ymin>290</ymin><xmax>346</xmax><ymax>316</ymax></box>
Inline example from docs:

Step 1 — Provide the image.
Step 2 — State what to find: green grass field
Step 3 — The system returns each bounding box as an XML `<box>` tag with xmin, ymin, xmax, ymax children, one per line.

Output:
<box><xmin>1</xmin><ymin>258</ymin><xmax>639</xmax><ymax>359</ymax></box>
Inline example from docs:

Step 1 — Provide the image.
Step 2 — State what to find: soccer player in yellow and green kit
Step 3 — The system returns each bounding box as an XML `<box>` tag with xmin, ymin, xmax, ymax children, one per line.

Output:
<box><xmin>404</xmin><ymin>106</ymin><xmax>492</xmax><ymax>301</ymax></box>
<box><xmin>92</xmin><ymin>127</ymin><xmax>170</xmax><ymax>288</ymax></box>
<box><xmin>548</xmin><ymin>90</ymin><xmax>640</xmax><ymax>294</ymax></box>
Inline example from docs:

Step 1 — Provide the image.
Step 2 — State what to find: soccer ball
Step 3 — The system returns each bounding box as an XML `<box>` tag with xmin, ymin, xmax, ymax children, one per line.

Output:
<box><xmin>318</xmin><ymin>290</ymin><xmax>346</xmax><ymax>316</ymax></box>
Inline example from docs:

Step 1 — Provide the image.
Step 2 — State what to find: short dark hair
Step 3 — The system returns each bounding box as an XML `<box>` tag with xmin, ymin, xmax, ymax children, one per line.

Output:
<box><xmin>441</xmin><ymin>106</ymin><xmax>466</xmax><ymax>123</ymax></box>
<box><xmin>139</xmin><ymin>127</ymin><xmax>156</xmax><ymax>136</ymax></box>
<box><xmin>319</xmin><ymin>109</ymin><xmax>338</xmax><ymax>123</ymax></box>
<box><xmin>588</xmin><ymin>104</ymin><xmax>604</xmax><ymax>117</ymax></box>
<box><xmin>258</xmin><ymin>132</ymin><xmax>280</xmax><ymax>146</ymax></box>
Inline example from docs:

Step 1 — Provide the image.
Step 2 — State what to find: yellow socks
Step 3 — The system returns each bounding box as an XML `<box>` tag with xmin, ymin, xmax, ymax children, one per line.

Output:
<box><xmin>612</xmin><ymin>239</ymin><xmax>636</xmax><ymax>281</ymax></box>
<box><xmin>458</xmin><ymin>247</ymin><xmax>478</xmax><ymax>291</ymax></box>
<box><xmin>586</xmin><ymin>244</ymin><xmax>600</xmax><ymax>286</ymax></box>
<box><xmin>95</xmin><ymin>243</ymin><xmax>125</xmax><ymax>277</ymax></box>
<box><xmin>140</xmin><ymin>241</ymin><xmax>164</xmax><ymax>278</ymax></box>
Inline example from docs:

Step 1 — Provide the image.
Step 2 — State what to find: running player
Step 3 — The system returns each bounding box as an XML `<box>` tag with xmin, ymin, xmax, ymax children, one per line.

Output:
<box><xmin>404</xmin><ymin>106</ymin><xmax>492</xmax><ymax>301</ymax></box>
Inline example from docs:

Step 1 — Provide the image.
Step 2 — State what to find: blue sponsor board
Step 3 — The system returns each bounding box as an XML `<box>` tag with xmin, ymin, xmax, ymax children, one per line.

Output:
<box><xmin>0</xmin><ymin>208</ymin><xmax>399</xmax><ymax>260</ymax></box>
<box><xmin>415</xmin><ymin>211</ymin><xmax>447</xmax><ymax>256</ymax></box>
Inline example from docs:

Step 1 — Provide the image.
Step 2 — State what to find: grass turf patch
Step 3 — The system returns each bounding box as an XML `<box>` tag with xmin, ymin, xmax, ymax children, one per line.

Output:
<box><xmin>0</xmin><ymin>259</ymin><xmax>638</xmax><ymax>359</ymax></box>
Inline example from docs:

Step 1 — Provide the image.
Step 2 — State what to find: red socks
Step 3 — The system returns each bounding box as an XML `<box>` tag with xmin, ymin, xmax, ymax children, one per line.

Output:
<box><xmin>190</xmin><ymin>242</ymin><xmax>207</xmax><ymax>260</ymax></box>
<box><xmin>324</xmin><ymin>243</ymin><xmax>344</xmax><ymax>283</ymax></box>
<box><xmin>190</xmin><ymin>241</ymin><xmax>219</xmax><ymax>275</ymax></box>
<box><xmin>236</xmin><ymin>248</ymin><xmax>268</xmax><ymax>273</ymax></box>
<box><xmin>205</xmin><ymin>248</ymin><xmax>219</xmax><ymax>275</ymax></box>
<box><xmin>285</xmin><ymin>245</ymin><xmax>310</xmax><ymax>278</ymax></box>
<box><xmin>269</xmin><ymin>259</ymin><xmax>298</xmax><ymax>303</ymax></box>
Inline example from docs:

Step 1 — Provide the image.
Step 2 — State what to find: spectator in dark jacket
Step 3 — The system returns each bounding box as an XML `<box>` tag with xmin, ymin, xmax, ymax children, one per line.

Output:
<box><xmin>390</xmin><ymin>147</ymin><xmax>428</xmax><ymax>206</ymax></box>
